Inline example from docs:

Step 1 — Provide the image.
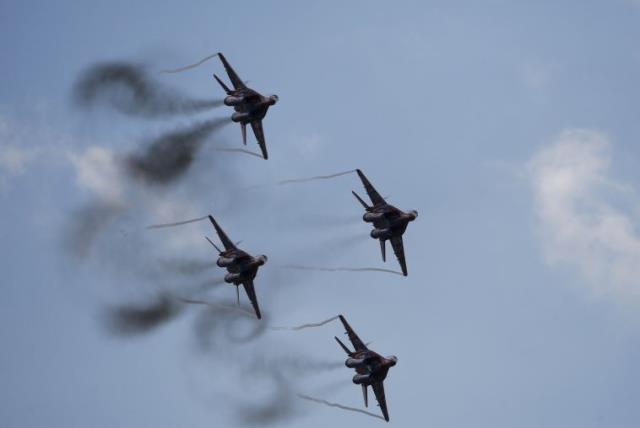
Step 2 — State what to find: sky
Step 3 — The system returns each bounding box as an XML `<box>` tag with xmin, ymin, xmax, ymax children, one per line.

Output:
<box><xmin>1</xmin><ymin>1</ymin><xmax>640</xmax><ymax>427</ymax></box>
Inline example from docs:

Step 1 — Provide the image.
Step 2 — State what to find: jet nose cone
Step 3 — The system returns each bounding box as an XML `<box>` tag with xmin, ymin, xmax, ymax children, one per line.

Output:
<box><xmin>387</xmin><ymin>355</ymin><xmax>398</xmax><ymax>366</ymax></box>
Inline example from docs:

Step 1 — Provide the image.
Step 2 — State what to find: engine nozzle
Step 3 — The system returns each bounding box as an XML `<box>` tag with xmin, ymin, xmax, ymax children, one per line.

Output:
<box><xmin>363</xmin><ymin>212</ymin><xmax>384</xmax><ymax>223</ymax></box>
<box><xmin>224</xmin><ymin>272</ymin><xmax>242</xmax><ymax>284</ymax></box>
<box><xmin>224</xmin><ymin>95</ymin><xmax>244</xmax><ymax>106</ymax></box>
<box><xmin>370</xmin><ymin>228</ymin><xmax>391</xmax><ymax>239</ymax></box>
<box><xmin>231</xmin><ymin>111</ymin><xmax>251</xmax><ymax>123</ymax></box>
<box><xmin>217</xmin><ymin>256</ymin><xmax>235</xmax><ymax>268</ymax></box>
<box><xmin>345</xmin><ymin>357</ymin><xmax>366</xmax><ymax>369</ymax></box>
<box><xmin>352</xmin><ymin>374</ymin><xmax>371</xmax><ymax>385</ymax></box>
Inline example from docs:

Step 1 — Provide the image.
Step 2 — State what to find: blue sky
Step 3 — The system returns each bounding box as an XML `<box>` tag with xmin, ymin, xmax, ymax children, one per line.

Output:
<box><xmin>2</xmin><ymin>1</ymin><xmax>640</xmax><ymax>427</ymax></box>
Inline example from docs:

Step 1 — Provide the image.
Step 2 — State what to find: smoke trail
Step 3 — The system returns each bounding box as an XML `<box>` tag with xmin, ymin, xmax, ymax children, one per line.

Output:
<box><xmin>297</xmin><ymin>394</ymin><xmax>385</xmax><ymax>420</ymax></box>
<box><xmin>103</xmin><ymin>295</ymin><xmax>183</xmax><ymax>336</ymax></box>
<box><xmin>146</xmin><ymin>216</ymin><xmax>208</xmax><ymax>229</ymax></box>
<box><xmin>160</xmin><ymin>53</ymin><xmax>219</xmax><ymax>74</ymax></box>
<box><xmin>179</xmin><ymin>297</ymin><xmax>257</xmax><ymax>319</ymax></box>
<box><xmin>236</xmin><ymin>370</ymin><xmax>297</xmax><ymax>426</ymax></box>
<box><xmin>270</xmin><ymin>315</ymin><xmax>339</xmax><ymax>331</ymax></box>
<box><xmin>126</xmin><ymin>117</ymin><xmax>228</xmax><ymax>184</ymax></box>
<box><xmin>159</xmin><ymin>258</ymin><xmax>216</xmax><ymax>275</ymax></box>
<box><xmin>214</xmin><ymin>147</ymin><xmax>264</xmax><ymax>159</ymax></box>
<box><xmin>65</xmin><ymin>202</ymin><xmax>124</xmax><ymax>258</ymax></box>
<box><xmin>277</xmin><ymin>169</ymin><xmax>356</xmax><ymax>185</ymax></box>
<box><xmin>73</xmin><ymin>62</ymin><xmax>223</xmax><ymax>117</ymax></box>
<box><xmin>280</xmin><ymin>265</ymin><xmax>403</xmax><ymax>276</ymax></box>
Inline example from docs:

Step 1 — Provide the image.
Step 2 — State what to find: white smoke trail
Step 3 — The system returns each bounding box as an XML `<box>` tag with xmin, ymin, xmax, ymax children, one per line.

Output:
<box><xmin>269</xmin><ymin>315</ymin><xmax>339</xmax><ymax>331</ymax></box>
<box><xmin>297</xmin><ymin>394</ymin><xmax>385</xmax><ymax>420</ymax></box>
<box><xmin>277</xmin><ymin>169</ymin><xmax>356</xmax><ymax>185</ymax></box>
<box><xmin>145</xmin><ymin>216</ymin><xmax>208</xmax><ymax>229</ymax></box>
<box><xmin>160</xmin><ymin>53</ymin><xmax>219</xmax><ymax>74</ymax></box>
<box><xmin>281</xmin><ymin>265</ymin><xmax>403</xmax><ymax>276</ymax></box>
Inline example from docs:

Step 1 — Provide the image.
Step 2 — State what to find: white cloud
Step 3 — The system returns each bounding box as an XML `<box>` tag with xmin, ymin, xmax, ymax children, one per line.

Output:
<box><xmin>67</xmin><ymin>147</ymin><xmax>125</xmax><ymax>204</ymax></box>
<box><xmin>528</xmin><ymin>129</ymin><xmax>640</xmax><ymax>299</ymax></box>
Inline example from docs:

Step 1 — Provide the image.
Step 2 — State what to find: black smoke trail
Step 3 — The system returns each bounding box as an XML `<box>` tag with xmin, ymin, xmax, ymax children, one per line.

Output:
<box><xmin>103</xmin><ymin>295</ymin><xmax>184</xmax><ymax>336</ymax></box>
<box><xmin>126</xmin><ymin>117</ymin><xmax>228</xmax><ymax>185</ymax></box>
<box><xmin>73</xmin><ymin>62</ymin><xmax>223</xmax><ymax>117</ymax></box>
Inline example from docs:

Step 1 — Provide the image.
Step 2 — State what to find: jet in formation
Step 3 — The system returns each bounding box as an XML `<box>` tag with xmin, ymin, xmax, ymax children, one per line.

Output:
<box><xmin>352</xmin><ymin>169</ymin><xmax>417</xmax><ymax>276</ymax></box>
<box><xmin>335</xmin><ymin>315</ymin><xmax>397</xmax><ymax>422</ymax></box>
<box><xmin>214</xmin><ymin>52</ymin><xmax>278</xmax><ymax>160</ymax></box>
<box><xmin>206</xmin><ymin>215</ymin><xmax>267</xmax><ymax>319</ymax></box>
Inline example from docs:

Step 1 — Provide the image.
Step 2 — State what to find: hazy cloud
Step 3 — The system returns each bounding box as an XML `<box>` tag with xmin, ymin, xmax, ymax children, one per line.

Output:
<box><xmin>528</xmin><ymin>129</ymin><xmax>640</xmax><ymax>299</ymax></box>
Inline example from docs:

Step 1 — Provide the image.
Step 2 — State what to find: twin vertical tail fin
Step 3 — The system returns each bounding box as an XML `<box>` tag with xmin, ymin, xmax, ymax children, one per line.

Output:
<box><xmin>213</xmin><ymin>74</ymin><xmax>232</xmax><ymax>94</ymax></box>
<box><xmin>335</xmin><ymin>336</ymin><xmax>352</xmax><ymax>355</ymax></box>
<box><xmin>352</xmin><ymin>191</ymin><xmax>370</xmax><ymax>209</ymax></box>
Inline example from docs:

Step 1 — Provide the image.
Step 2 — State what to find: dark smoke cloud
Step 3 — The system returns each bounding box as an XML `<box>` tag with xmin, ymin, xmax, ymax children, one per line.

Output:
<box><xmin>236</xmin><ymin>370</ymin><xmax>297</xmax><ymax>426</ymax></box>
<box><xmin>126</xmin><ymin>117</ymin><xmax>229</xmax><ymax>185</ymax></box>
<box><xmin>159</xmin><ymin>258</ymin><xmax>217</xmax><ymax>276</ymax></box>
<box><xmin>103</xmin><ymin>295</ymin><xmax>183</xmax><ymax>336</ymax></box>
<box><xmin>64</xmin><ymin>202</ymin><xmax>124</xmax><ymax>258</ymax></box>
<box><xmin>73</xmin><ymin>62</ymin><xmax>223</xmax><ymax>118</ymax></box>
<box><xmin>192</xmin><ymin>302</ymin><xmax>266</xmax><ymax>351</ymax></box>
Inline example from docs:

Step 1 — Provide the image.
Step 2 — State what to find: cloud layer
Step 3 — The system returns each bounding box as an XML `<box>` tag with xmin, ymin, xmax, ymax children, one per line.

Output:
<box><xmin>529</xmin><ymin>129</ymin><xmax>640</xmax><ymax>299</ymax></box>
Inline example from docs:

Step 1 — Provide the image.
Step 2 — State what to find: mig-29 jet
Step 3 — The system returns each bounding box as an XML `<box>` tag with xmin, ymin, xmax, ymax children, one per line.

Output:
<box><xmin>352</xmin><ymin>169</ymin><xmax>417</xmax><ymax>276</ymax></box>
<box><xmin>214</xmin><ymin>52</ymin><xmax>278</xmax><ymax>160</ymax></box>
<box><xmin>335</xmin><ymin>315</ymin><xmax>397</xmax><ymax>422</ymax></box>
<box><xmin>205</xmin><ymin>215</ymin><xmax>267</xmax><ymax>319</ymax></box>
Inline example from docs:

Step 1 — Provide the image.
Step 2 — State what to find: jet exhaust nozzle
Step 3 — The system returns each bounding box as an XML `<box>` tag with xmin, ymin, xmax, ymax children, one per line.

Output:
<box><xmin>345</xmin><ymin>357</ymin><xmax>366</xmax><ymax>369</ymax></box>
<box><xmin>231</xmin><ymin>112</ymin><xmax>250</xmax><ymax>123</ymax></box>
<box><xmin>217</xmin><ymin>256</ymin><xmax>235</xmax><ymax>268</ymax></box>
<box><xmin>352</xmin><ymin>374</ymin><xmax>370</xmax><ymax>385</ymax></box>
<box><xmin>363</xmin><ymin>212</ymin><xmax>383</xmax><ymax>223</ymax></box>
<box><xmin>224</xmin><ymin>272</ymin><xmax>242</xmax><ymax>284</ymax></box>
<box><xmin>370</xmin><ymin>228</ymin><xmax>391</xmax><ymax>239</ymax></box>
<box><xmin>224</xmin><ymin>95</ymin><xmax>244</xmax><ymax>106</ymax></box>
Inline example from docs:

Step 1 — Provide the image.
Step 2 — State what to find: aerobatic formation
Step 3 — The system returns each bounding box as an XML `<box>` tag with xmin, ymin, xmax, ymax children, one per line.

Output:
<box><xmin>96</xmin><ymin>51</ymin><xmax>417</xmax><ymax>422</ymax></box>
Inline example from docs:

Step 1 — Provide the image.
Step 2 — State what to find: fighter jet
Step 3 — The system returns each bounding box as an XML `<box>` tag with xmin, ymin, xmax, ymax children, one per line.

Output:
<box><xmin>335</xmin><ymin>315</ymin><xmax>397</xmax><ymax>422</ymax></box>
<box><xmin>352</xmin><ymin>169</ymin><xmax>417</xmax><ymax>276</ymax></box>
<box><xmin>205</xmin><ymin>215</ymin><xmax>267</xmax><ymax>319</ymax></box>
<box><xmin>214</xmin><ymin>52</ymin><xmax>278</xmax><ymax>160</ymax></box>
